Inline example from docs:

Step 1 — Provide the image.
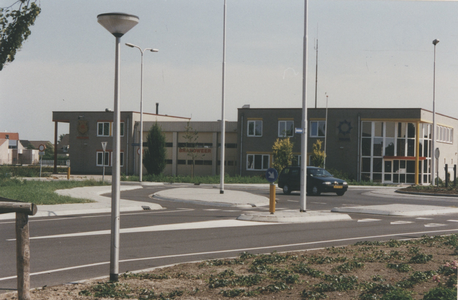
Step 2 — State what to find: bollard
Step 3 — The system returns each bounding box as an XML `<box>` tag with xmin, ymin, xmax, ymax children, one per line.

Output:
<box><xmin>67</xmin><ymin>167</ymin><xmax>71</xmax><ymax>180</ymax></box>
<box><xmin>269</xmin><ymin>183</ymin><xmax>276</xmax><ymax>214</ymax></box>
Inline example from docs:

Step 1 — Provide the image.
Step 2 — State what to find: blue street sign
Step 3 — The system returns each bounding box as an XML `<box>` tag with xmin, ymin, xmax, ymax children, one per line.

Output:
<box><xmin>295</xmin><ymin>128</ymin><xmax>304</xmax><ymax>134</ymax></box>
<box><xmin>265</xmin><ymin>168</ymin><xmax>278</xmax><ymax>183</ymax></box>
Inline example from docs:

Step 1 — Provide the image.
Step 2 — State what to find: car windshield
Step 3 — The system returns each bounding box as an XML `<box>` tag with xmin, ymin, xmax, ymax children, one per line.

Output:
<box><xmin>308</xmin><ymin>168</ymin><xmax>332</xmax><ymax>177</ymax></box>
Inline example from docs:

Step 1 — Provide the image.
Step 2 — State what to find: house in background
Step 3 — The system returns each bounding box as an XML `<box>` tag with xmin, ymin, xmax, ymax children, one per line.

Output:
<box><xmin>0</xmin><ymin>132</ymin><xmax>22</xmax><ymax>164</ymax></box>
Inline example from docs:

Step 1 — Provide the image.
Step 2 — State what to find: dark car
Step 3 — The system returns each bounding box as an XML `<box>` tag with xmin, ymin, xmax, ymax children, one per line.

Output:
<box><xmin>278</xmin><ymin>166</ymin><xmax>348</xmax><ymax>196</ymax></box>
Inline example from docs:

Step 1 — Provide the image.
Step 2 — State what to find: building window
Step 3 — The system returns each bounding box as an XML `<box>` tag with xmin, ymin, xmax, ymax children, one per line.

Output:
<box><xmin>247</xmin><ymin>154</ymin><xmax>269</xmax><ymax>170</ymax></box>
<box><xmin>247</xmin><ymin>120</ymin><xmax>262</xmax><ymax>137</ymax></box>
<box><xmin>98</xmin><ymin>122</ymin><xmax>110</xmax><ymax>136</ymax></box>
<box><xmin>97</xmin><ymin>151</ymin><xmax>124</xmax><ymax>167</ymax></box>
<box><xmin>310</xmin><ymin>121</ymin><xmax>326</xmax><ymax>137</ymax></box>
<box><xmin>437</xmin><ymin>125</ymin><xmax>453</xmax><ymax>143</ymax></box>
<box><xmin>278</xmin><ymin>120</ymin><xmax>294</xmax><ymax>137</ymax></box>
<box><xmin>97</xmin><ymin>122</ymin><xmax>125</xmax><ymax>137</ymax></box>
<box><xmin>96</xmin><ymin>151</ymin><xmax>109</xmax><ymax>166</ymax></box>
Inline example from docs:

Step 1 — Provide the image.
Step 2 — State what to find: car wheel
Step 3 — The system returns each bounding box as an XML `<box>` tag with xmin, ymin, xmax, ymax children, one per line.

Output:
<box><xmin>336</xmin><ymin>191</ymin><xmax>345</xmax><ymax>196</ymax></box>
<box><xmin>310</xmin><ymin>185</ymin><xmax>321</xmax><ymax>196</ymax></box>
<box><xmin>283</xmin><ymin>185</ymin><xmax>291</xmax><ymax>195</ymax></box>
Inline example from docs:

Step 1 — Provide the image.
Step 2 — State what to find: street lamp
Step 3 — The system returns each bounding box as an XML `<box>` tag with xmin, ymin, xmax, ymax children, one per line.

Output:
<box><xmin>97</xmin><ymin>12</ymin><xmax>139</xmax><ymax>282</ymax></box>
<box><xmin>432</xmin><ymin>38</ymin><xmax>439</xmax><ymax>186</ymax></box>
<box><xmin>125</xmin><ymin>43</ymin><xmax>158</xmax><ymax>182</ymax></box>
<box><xmin>220</xmin><ymin>0</ymin><xmax>227</xmax><ymax>194</ymax></box>
<box><xmin>300</xmin><ymin>0</ymin><xmax>309</xmax><ymax>212</ymax></box>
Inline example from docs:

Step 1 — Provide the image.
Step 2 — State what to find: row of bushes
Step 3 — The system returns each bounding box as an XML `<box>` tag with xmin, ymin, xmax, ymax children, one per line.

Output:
<box><xmin>0</xmin><ymin>165</ymin><xmax>68</xmax><ymax>178</ymax></box>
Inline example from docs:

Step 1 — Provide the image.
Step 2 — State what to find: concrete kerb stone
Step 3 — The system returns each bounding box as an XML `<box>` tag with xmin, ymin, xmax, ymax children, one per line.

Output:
<box><xmin>152</xmin><ymin>187</ymin><xmax>270</xmax><ymax>208</ymax></box>
<box><xmin>238</xmin><ymin>210</ymin><xmax>353</xmax><ymax>223</ymax></box>
<box><xmin>332</xmin><ymin>204</ymin><xmax>458</xmax><ymax>216</ymax></box>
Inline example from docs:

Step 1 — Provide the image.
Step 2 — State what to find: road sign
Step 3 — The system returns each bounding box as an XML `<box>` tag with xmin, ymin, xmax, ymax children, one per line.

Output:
<box><xmin>101</xmin><ymin>142</ymin><xmax>107</xmax><ymax>152</ymax></box>
<box><xmin>38</xmin><ymin>144</ymin><xmax>45</xmax><ymax>151</ymax></box>
<box><xmin>265</xmin><ymin>168</ymin><xmax>278</xmax><ymax>183</ymax></box>
<box><xmin>295</xmin><ymin>128</ymin><xmax>304</xmax><ymax>134</ymax></box>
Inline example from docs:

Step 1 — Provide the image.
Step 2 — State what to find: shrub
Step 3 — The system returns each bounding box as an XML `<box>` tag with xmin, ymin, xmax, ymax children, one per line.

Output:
<box><xmin>423</xmin><ymin>287</ymin><xmax>456</xmax><ymax>300</ymax></box>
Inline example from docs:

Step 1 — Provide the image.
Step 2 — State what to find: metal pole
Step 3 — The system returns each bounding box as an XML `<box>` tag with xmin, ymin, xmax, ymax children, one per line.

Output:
<box><xmin>139</xmin><ymin>50</ymin><xmax>144</xmax><ymax>182</ymax></box>
<box><xmin>103</xmin><ymin>150</ymin><xmax>106</xmax><ymax>182</ymax></box>
<box><xmin>314</xmin><ymin>39</ymin><xmax>318</xmax><ymax>109</ymax></box>
<box><xmin>220</xmin><ymin>0</ymin><xmax>227</xmax><ymax>194</ymax></box>
<box><xmin>300</xmin><ymin>0</ymin><xmax>309</xmax><ymax>212</ymax></box>
<box><xmin>324</xmin><ymin>93</ymin><xmax>328</xmax><ymax>169</ymax></box>
<box><xmin>431</xmin><ymin>39</ymin><xmax>439</xmax><ymax>186</ymax></box>
<box><xmin>110</xmin><ymin>36</ymin><xmax>122</xmax><ymax>282</ymax></box>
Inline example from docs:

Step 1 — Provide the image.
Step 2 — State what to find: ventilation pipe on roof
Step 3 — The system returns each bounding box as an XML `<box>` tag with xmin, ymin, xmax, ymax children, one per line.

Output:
<box><xmin>156</xmin><ymin>103</ymin><xmax>159</xmax><ymax>115</ymax></box>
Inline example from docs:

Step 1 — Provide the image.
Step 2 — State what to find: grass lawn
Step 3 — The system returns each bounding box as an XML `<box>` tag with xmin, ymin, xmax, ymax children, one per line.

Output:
<box><xmin>0</xmin><ymin>179</ymin><xmax>107</xmax><ymax>205</ymax></box>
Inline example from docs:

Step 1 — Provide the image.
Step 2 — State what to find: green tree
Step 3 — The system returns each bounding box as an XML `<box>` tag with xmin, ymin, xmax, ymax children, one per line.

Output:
<box><xmin>42</xmin><ymin>142</ymin><xmax>54</xmax><ymax>160</ymax></box>
<box><xmin>310</xmin><ymin>140</ymin><xmax>326</xmax><ymax>168</ymax></box>
<box><xmin>0</xmin><ymin>0</ymin><xmax>41</xmax><ymax>70</ymax></box>
<box><xmin>180</xmin><ymin>122</ymin><xmax>204</xmax><ymax>178</ymax></box>
<box><xmin>272</xmin><ymin>138</ymin><xmax>293</xmax><ymax>173</ymax></box>
<box><xmin>143</xmin><ymin>123</ymin><xmax>166</xmax><ymax>175</ymax></box>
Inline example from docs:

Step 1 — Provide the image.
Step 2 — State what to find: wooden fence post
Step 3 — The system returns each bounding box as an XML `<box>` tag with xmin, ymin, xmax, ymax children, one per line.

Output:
<box><xmin>0</xmin><ymin>199</ymin><xmax>37</xmax><ymax>300</ymax></box>
<box><xmin>16</xmin><ymin>212</ymin><xmax>31</xmax><ymax>300</ymax></box>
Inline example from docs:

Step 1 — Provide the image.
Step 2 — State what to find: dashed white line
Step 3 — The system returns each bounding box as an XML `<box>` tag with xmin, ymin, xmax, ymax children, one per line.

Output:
<box><xmin>424</xmin><ymin>223</ymin><xmax>446</xmax><ymax>228</ymax></box>
<box><xmin>357</xmin><ymin>219</ymin><xmax>381</xmax><ymax>223</ymax></box>
<box><xmin>391</xmin><ymin>221</ymin><xmax>414</xmax><ymax>225</ymax></box>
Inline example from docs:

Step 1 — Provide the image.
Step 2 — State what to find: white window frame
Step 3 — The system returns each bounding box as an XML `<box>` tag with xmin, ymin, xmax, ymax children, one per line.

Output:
<box><xmin>246</xmin><ymin>154</ymin><xmax>270</xmax><ymax>170</ymax></box>
<box><xmin>278</xmin><ymin>120</ymin><xmax>294</xmax><ymax>137</ymax></box>
<box><xmin>436</xmin><ymin>125</ymin><xmax>453</xmax><ymax>143</ymax></box>
<box><xmin>310</xmin><ymin>120</ymin><xmax>326</xmax><ymax>138</ymax></box>
<box><xmin>247</xmin><ymin>120</ymin><xmax>263</xmax><ymax>137</ymax></box>
<box><xmin>98</xmin><ymin>122</ymin><xmax>111</xmax><ymax>137</ymax></box>
<box><xmin>96</xmin><ymin>151</ymin><xmax>110</xmax><ymax>166</ymax></box>
<box><xmin>97</xmin><ymin>122</ymin><xmax>125</xmax><ymax>137</ymax></box>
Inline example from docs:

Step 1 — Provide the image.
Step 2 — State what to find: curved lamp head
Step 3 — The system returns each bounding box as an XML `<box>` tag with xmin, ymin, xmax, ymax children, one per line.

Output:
<box><xmin>97</xmin><ymin>13</ymin><xmax>139</xmax><ymax>37</ymax></box>
<box><xmin>432</xmin><ymin>39</ymin><xmax>440</xmax><ymax>46</ymax></box>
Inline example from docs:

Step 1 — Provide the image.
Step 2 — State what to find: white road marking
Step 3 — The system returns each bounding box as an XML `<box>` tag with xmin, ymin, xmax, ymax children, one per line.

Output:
<box><xmin>391</xmin><ymin>221</ymin><xmax>414</xmax><ymax>225</ymax></box>
<box><xmin>447</xmin><ymin>220</ymin><xmax>458</xmax><ymax>223</ymax></box>
<box><xmin>9</xmin><ymin>220</ymin><xmax>277</xmax><ymax>241</ymax></box>
<box><xmin>357</xmin><ymin>219</ymin><xmax>381</xmax><ymax>223</ymax></box>
<box><xmin>416</xmin><ymin>217</ymin><xmax>434</xmax><ymax>220</ymax></box>
<box><xmin>3</xmin><ymin>228</ymin><xmax>458</xmax><ymax>282</ymax></box>
<box><xmin>424</xmin><ymin>223</ymin><xmax>446</xmax><ymax>228</ymax></box>
<box><xmin>204</xmin><ymin>209</ymin><xmax>220</xmax><ymax>211</ymax></box>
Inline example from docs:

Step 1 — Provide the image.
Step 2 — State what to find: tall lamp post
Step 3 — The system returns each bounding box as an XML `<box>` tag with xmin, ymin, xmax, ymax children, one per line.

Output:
<box><xmin>300</xmin><ymin>0</ymin><xmax>309</xmax><ymax>212</ymax></box>
<box><xmin>432</xmin><ymin>39</ymin><xmax>439</xmax><ymax>186</ymax></box>
<box><xmin>125</xmin><ymin>43</ymin><xmax>159</xmax><ymax>182</ymax></box>
<box><xmin>97</xmin><ymin>12</ymin><xmax>139</xmax><ymax>282</ymax></box>
<box><xmin>220</xmin><ymin>0</ymin><xmax>227</xmax><ymax>194</ymax></box>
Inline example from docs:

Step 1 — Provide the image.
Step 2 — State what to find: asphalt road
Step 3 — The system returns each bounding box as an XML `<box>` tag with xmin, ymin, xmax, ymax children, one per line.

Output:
<box><xmin>1</xmin><ymin>185</ymin><xmax>458</xmax><ymax>293</ymax></box>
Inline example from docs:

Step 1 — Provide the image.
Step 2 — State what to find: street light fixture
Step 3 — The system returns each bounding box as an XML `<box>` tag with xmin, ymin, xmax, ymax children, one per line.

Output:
<box><xmin>97</xmin><ymin>12</ymin><xmax>139</xmax><ymax>282</ymax></box>
<box><xmin>431</xmin><ymin>38</ymin><xmax>439</xmax><ymax>186</ymax></box>
<box><xmin>125</xmin><ymin>42</ymin><xmax>158</xmax><ymax>182</ymax></box>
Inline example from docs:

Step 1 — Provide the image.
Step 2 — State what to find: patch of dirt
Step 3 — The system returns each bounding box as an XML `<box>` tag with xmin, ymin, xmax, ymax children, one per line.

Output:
<box><xmin>1</xmin><ymin>236</ymin><xmax>457</xmax><ymax>300</ymax></box>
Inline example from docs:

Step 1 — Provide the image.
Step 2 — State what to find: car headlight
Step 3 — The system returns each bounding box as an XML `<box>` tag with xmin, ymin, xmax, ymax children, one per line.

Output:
<box><xmin>322</xmin><ymin>182</ymin><xmax>331</xmax><ymax>185</ymax></box>
<box><xmin>343</xmin><ymin>181</ymin><xmax>348</xmax><ymax>185</ymax></box>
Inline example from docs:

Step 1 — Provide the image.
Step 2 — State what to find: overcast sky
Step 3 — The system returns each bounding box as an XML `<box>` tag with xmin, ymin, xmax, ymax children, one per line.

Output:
<box><xmin>1</xmin><ymin>0</ymin><xmax>457</xmax><ymax>141</ymax></box>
